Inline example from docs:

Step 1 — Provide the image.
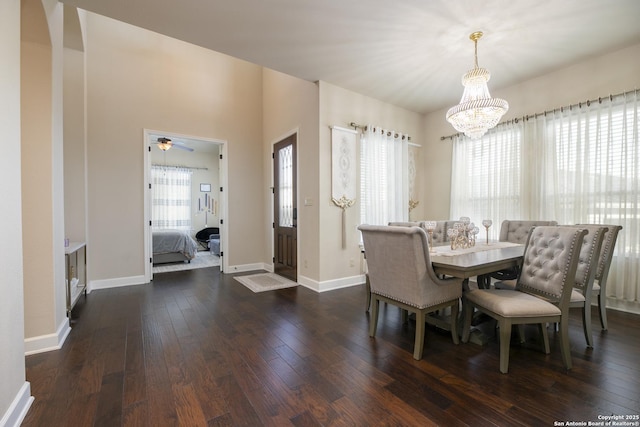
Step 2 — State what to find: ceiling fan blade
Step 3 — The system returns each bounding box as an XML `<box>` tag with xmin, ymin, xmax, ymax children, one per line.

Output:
<box><xmin>173</xmin><ymin>144</ymin><xmax>194</xmax><ymax>152</ymax></box>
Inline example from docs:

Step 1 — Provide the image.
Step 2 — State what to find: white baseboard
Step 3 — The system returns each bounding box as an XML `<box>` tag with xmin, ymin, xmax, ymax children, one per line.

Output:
<box><xmin>224</xmin><ymin>262</ymin><xmax>270</xmax><ymax>274</ymax></box>
<box><xmin>24</xmin><ymin>317</ymin><xmax>71</xmax><ymax>356</ymax></box>
<box><xmin>606</xmin><ymin>296</ymin><xmax>640</xmax><ymax>315</ymax></box>
<box><xmin>299</xmin><ymin>274</ymin><xmax>365</xmax><ymax>293</ymax></box>
<box><xmin>0</xmin><ymin>382</ymin><xmax>33</xmax><ymax>427</ymax></box>
<box><xmin>90</xmin><ymin>274</ymin><xmax>147</xmax><ymax>291</ymax></box>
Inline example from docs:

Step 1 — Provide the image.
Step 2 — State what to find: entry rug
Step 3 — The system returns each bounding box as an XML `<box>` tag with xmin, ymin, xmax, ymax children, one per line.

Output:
<box><xmin>153</xmin><ymin>251</ymin><xmax>220</xmax><ymax>274</ymax></box>
<box><xmin>234</xmin><ymin>273</ymin><xmax>298</xmax><ymax>293</ymax></box>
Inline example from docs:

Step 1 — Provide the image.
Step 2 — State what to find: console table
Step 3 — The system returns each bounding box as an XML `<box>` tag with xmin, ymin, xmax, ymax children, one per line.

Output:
<box><xmin>65</xmin><ymin>242</ymin><xmax>87</xmax><ymax>317</ymax></box>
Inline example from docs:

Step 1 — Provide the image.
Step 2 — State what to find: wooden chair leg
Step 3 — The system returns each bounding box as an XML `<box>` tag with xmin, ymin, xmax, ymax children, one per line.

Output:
<box><xmin>499</xmin><ymin>320</ymin><xmax>512</xmax><ymax>374</ymax></box>
<box><xmin>539</xmin><ymin>323</ymin><xmax>550</xmax><ymax>354</ymax></box>
<box><xmin>413</xmin><ymin>310</ymin><xmax>425</xmax><ymax>360</ymax></box>
<box><xmin>369</xmin><ymin>297</ymin><xmax>379</xmax><ymax>337</ymax></box>
<box><xmin>598</xmin><ymin>293</ymin><xmax>608</xmax><ymax>330</ymax></box>
<box><xmin>558</xmin><ymin>319</ymin><xmax>573</xmax><ymax>370</ymax></box>
<box><xmin>582</xmin><ymin>304</ymin><xmax>594</xmax><ymax>348</ymax></box>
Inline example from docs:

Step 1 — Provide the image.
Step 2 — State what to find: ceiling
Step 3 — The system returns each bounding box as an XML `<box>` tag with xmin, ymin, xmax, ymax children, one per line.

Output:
<box><xmin>62</xmin><ymin>0</ymin><xmax>640</xmax><ymax>114</ymax></box>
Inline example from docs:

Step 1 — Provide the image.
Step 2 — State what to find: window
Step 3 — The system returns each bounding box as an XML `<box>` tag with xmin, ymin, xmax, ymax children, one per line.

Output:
<box><xmin>151</xmin><ymin>166</ymin><xmax>192</xmax><ymax>230</ymax></box>
<box><xmin>450</xmin><ymin>90</ymin><xmax>640</xmax><ymax>308</ymax></box>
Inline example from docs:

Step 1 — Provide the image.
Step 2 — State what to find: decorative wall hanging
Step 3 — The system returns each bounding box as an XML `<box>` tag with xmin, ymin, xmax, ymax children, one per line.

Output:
<box><xmin>408</xmin><ymin>146</ymin><xmax>419</xmax><ymax>213</ymax></box>
<box><xmin>330</xmin><ymin>126</ymin><xmax>358</xmax><ymax>248</ymax></box>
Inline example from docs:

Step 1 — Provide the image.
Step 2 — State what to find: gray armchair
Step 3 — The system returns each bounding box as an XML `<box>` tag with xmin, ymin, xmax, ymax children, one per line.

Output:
<box><xmin>462</xmin><ymin>226</ymin><xmax>587</xmax><ymax>373</ymax></box>
<box><xmin>359</xmin><ymin>225</ymin><xmax>463</xmax><ymax>360</ymax></box>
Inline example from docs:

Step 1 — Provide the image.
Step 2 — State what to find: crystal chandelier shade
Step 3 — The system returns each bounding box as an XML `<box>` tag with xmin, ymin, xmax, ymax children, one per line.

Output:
<box><xmin>446</xmin><ymin>31</ymin><xmax>508</xmax><ymax>140</ymax></box>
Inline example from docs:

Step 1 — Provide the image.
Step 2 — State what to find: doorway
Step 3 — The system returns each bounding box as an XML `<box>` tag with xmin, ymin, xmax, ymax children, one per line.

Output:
<box><xmin>273</xmin><ymin>134</ymin><xmax>297</xmax><ymax>282</ymax></box>
<box><xmin>143</xmin><ymin>129</ymin><xmax>228</xmax><ymax>281</ymax></box>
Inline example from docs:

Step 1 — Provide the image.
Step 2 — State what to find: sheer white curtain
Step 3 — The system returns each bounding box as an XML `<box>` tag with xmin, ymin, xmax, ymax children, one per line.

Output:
<box><xmin>450</xmin><ymin>121</ymin><xmax>523</xmax><ymax>239</ymax></box>
<box><xmin>152</xmin><ymin>165</ymin><xmax>192</xmax><ymax>230</ymax></box>
<box><xmin>450</xmin><ymin>90</ymin><xmax>640</xmax><ymax>311</ymax></box>
<box><xmin>537</xmin><ymin>92</ymin><xmax>640</xmax><ymax>307</ymax></box>
<box><xmin>360</xmin><ymin>125</ymin><xmax>409</xmax><ymax>226</ymax></box>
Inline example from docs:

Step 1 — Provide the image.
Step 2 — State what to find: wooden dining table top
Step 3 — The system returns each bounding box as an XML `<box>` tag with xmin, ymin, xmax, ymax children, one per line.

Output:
<box><xmin>430</xmin><ymin>243</ymin><xmax>525</xmax><ymax>279</ymax></box>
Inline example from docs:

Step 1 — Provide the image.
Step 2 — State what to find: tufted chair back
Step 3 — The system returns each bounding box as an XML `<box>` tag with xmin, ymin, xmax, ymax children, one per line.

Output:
<box><xmin>499</xmin><ymin>220</ymin><xmax>558</xmax><ymax>244</ymax></box>
<box><xmin>515</xmin><ymin>226</ymin><xmax>586</xmax><ymax>309</ymax></box>
<box><xmin>420</xmin><ymin>220</ymin><xmax>457</xmax><ymax>243</ymax></box>
<box><xmin>591</xmin><ymin>224</ymin><xmax>623</xmax><ymax>283</ymax></box>
<box><xmin>564</xmin><ymin>225</ymin><xmax>607</xmax><ymax>292</ymax></box>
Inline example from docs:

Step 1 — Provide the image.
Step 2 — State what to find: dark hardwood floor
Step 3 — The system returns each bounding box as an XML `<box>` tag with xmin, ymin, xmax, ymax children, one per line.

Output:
<box><xmin>23</xmin><ymin>267</ymin><xmax>640</xmax><ymax>426</ymax></box>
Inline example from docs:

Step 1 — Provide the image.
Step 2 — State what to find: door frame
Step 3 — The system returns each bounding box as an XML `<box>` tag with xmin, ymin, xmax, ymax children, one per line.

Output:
<box><xmin>270</xmin><ymin>129</ymin><xmax>299</xmax><ymax>280</ymax></box>
<box><xmin>143</xmin><ymin>129</ymin><xmax>228</xmax><ymax>282</ymax></box>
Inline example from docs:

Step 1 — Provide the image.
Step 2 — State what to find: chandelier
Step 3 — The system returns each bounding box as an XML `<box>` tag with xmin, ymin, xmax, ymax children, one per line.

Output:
<box><xmin>446</xmin><ymin>31</ymin><xmax>509</xmax><ymax>140</ymax></box>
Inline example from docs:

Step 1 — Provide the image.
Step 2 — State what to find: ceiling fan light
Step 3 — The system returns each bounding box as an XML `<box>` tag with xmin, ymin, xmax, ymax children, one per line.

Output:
<box><xmin>157</xmin><ymin>137</ymin><xmax>173</xmax><ymax>151</ymax></box>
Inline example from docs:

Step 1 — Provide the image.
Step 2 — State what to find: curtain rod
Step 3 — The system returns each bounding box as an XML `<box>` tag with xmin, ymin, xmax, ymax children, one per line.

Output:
<box><xmin>440</xmin><ymin>88</ymin><xmax>640</xmax><ymax>141</ymax></box>
<box><xmin>349</xmin><ymin>122</ymin><xmax>421</xmax><ymax>147</ymax></box>
<box><xmin>152</xmin><ymin>163</ymin><xmax>208</xmax><ymax>171</ymax></box>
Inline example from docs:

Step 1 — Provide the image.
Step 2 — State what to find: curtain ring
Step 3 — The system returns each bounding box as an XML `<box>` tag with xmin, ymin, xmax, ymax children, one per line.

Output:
<box><xmin>587</xmin><ymin>100</ymin><xmax>591</xmax><ymax>107</ymax></box>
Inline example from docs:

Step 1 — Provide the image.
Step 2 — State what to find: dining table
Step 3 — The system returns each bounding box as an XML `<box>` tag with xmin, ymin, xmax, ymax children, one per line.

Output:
<box><xmin>363</xmin><ymin>240</ymin><xmax>526</xmax><ymax>344</ymax></box>
<box><xmin>426</xmin><ymin>241</ymin><xmax>526</xmax><ymax>344</ymax></box>
<box><xmin>430</xmin><ymin>241</ymin><xmax>525</xmax><ymax>289</ymax></box>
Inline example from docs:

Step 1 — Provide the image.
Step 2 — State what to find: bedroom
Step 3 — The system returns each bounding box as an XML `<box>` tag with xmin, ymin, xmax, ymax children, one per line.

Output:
<box><xmin>148</xmin><ymin>133</ymin><xmax>223</xmax><ymax>274</ymax></box>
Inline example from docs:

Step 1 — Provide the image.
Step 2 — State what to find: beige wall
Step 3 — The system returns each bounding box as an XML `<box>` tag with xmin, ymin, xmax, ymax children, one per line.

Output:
<box><xmin>63</xmin><ymin>45</ymin><xmax>86</xmax><ymax>243</ymax></box>
<box><xmin>0</xmin><ymin>0</ymin><xmax>28</xmax><ymax>420</ymax></box>
<box><xmin>22</xmin><ymin>37</ymin><xmax>56</xmax><ymax>338</ymax></box>
<box><xmin>262</xmin><ymin>68</ymin><xmax>320</xmax><ymax>282</ymax></box>
<box><xmin>21</xmin><ymin>0</ymin><xmax>67</xmax><ymax>343</ymax></box>
<box><xmin>422</xmin><ymin>42</ymin><xmax>640</xmax><ymax>219</ymax></box>
<box><xmin>318</xmin><ymin>81</ymin><xmax>424</xmax><ymax>286</ymax></box>
<box><xmin>85</xmin><ymin>13</ymin><xmax>264</xmax><ymax>283</ymax></box>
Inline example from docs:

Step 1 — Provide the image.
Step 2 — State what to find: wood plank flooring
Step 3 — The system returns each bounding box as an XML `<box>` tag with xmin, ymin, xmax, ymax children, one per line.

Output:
<box><xmin>23</xmin><ymin>267</ymin><xmax>640</xmax><ymax>426</ymax></box>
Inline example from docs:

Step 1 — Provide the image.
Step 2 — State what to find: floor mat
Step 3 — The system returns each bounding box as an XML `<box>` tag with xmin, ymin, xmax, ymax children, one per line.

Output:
<box><xmin>234</xmin><ymin>273</ymin><xmax>298</xmax><ymax>293</ymax></box>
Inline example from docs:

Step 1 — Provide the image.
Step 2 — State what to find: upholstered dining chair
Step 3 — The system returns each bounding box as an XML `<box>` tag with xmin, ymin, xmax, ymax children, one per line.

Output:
<box><xmin>462</xmin><ymin>226</ymin><xmax>587</xmax><ymax>373</ymax></box>
<box><xmin>564</xmin><ymin>225</ymin><xmax>607</xmax><ymax>347</ymax></box>
<box><xmin>577</xmin><ymin>224</ymin><xmax>623</xmax><ymax>332</ymax></box>
<box><xmin>491</xmin><ymin>220</ymin><xmax>558</xmax><ymax>282</ymax></box>
<box><xmin>495</xmin><ymin>225</ymin><xmax>607</xmax><ymax>348</ymax></box>
<box><xmin>359</xmin><ymin>225</ymin><xmax>463</xmax><ymax>360</ymax></box>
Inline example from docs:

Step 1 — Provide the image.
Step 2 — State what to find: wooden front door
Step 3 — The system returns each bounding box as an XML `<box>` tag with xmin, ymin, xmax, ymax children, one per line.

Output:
<box><xmin>273</xmin><ymin>134</ymin><xmax>297</xmax><ymax>282</ymax></box>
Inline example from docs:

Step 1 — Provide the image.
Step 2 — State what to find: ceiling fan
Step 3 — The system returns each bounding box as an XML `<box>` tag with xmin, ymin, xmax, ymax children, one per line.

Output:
<box><xmin>156</xmin><ymin>137</ymin><xmax>194</xmax><ymax>152</ymax></box>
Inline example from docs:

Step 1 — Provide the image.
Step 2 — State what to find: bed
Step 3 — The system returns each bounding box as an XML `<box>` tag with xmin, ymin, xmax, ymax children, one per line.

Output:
<box><xmin>152</xmin><ymin>229</ymin><xmax>198</xmax><ymax>265</ymax></box>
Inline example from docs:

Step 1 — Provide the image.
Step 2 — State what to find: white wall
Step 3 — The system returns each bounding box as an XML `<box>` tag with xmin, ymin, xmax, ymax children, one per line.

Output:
<box><xmin>422</xmin><ymin>42</ymin><xmax>640</xmax><ymax>219</ymax></box>
<box><xmin>1</xmin><ymin>0</ymin><xmax>31</xmax><ymax>424</ymax></box>
<box><xmin>84</xmin><ymin>13</ymin><xmax>264</xmax><ymax>284</ymax></box>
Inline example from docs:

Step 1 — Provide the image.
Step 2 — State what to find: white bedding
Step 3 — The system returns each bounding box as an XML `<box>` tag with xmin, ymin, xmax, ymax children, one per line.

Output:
<box><xmin>152</xmin><ymin>229</ymin><xmax>198</xmax><ymax>260</ymax></box>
